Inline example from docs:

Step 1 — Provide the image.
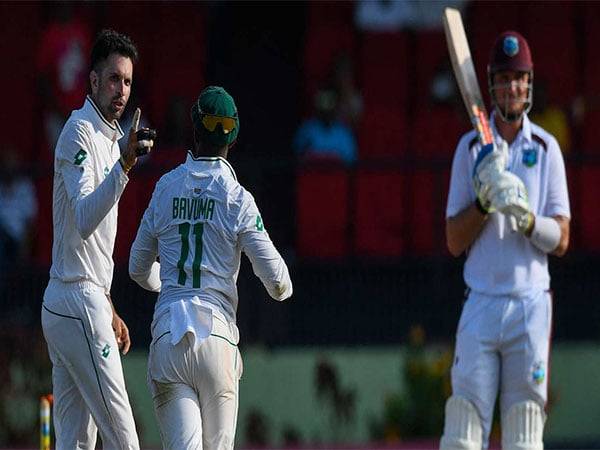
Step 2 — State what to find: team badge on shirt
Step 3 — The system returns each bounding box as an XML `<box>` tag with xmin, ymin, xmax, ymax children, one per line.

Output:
<box><xmin>74</xmin><ymin>149</ymin><xmax>87</xmax><ymax>165</ymax></box>
<box><xmin>101</xmin><ymin>344</ymin><xmax>111</xmax><ymax>358</ymax></box>
<box><xmin>522</xmin><ymin>147</ymin><xmax>538</xmax><ymax>167</ymax></box>
<box><xmin>256</xmin><ymin>216</ymin><xmax>264</xmax><ymax>231</ymax></box>
<box><xmin>532</xmin><ymin>361</ymin><xmax>545</xmax><ymax>385</ymax></box>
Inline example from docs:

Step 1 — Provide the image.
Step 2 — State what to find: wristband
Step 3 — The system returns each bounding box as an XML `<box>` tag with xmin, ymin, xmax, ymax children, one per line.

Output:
<box><xmin>529</xmin><ymin>216</ymin><xmax>561</xmax><ymax>253</ymax></box>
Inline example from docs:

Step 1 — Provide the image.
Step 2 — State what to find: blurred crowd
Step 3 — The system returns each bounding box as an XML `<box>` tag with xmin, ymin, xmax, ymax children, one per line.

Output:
<box><xmin>5</xmin><ymin>1</ymin><xmax>597</xmax><ymax>272</ymax></box>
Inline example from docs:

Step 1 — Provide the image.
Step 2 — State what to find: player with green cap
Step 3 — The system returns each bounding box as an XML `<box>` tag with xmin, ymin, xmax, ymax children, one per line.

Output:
<box><xmin>129</xmin><ymin>85</ymin><xmax>293</xmax><ymax>449</ymax></box>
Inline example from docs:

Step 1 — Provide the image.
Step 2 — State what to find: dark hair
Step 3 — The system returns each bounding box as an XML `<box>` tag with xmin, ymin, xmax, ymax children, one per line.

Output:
<box><xmin>90</xmin><ymin>29</ymin><xmax>138</xmax><ymax>73</ymax></box>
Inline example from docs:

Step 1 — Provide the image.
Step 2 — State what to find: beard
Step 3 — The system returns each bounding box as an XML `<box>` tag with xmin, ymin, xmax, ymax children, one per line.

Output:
<box><xmin>96</xmin><ymin>79</ymin><xmax>127</xmax><ymax>122</ymax></box>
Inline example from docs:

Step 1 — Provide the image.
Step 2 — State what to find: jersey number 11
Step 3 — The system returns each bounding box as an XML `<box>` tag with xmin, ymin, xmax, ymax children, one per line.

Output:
<box><xmin>177</xmin><ymin>222</ymin><xmax>204</xmax><ymax>288</ymax></box>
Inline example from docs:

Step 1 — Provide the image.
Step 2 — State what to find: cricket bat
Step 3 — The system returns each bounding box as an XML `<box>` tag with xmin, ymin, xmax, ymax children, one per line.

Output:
<box><xmin>443</xmin><ymin>7</ymin><xmax>517</xmax><ymax>230</ymax></box>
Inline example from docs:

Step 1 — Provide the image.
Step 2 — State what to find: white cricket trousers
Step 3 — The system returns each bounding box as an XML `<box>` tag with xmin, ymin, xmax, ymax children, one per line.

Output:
<box><xmin>147</xmin><ymin>311</ymin><xmax>243</xmax><ymax>450</ymax></box>
<box><xmin>451</xmin><ymin>289</ymin><xmax>552</xmax><ymax>448</ymax></box>
<box><xmin>41</xmin><ymin>279</ymin><xmax>140</xmax><ymax>450</ymax></box>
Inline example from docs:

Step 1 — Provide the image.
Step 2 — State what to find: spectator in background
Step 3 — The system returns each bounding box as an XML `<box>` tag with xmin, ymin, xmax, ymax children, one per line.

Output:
<box><xmin>430</xmin><ymin>60</ymin><xmax>459</xmax><ymax>106</ymax></box>
<box><xmin>355</xmin><ymin>0</ymin><xmax>414</xmax><ymax>32</ymax></box>
<box><xmin>355</xmin><ymin>0</ymin><xmax>467</xmax><ymax>31</ymax></box>
<box><xmin>0</xmin><ymin>150</ymin><xmax>38</xmax><ymax>267</ymax></box>
<box><xmin>293</xmin><ymin>89</ymin><xmax>357</xmax><ymax>165</ymax></box>
<box><xmin>329</xmin><ymin>52</ymin><xmax>363</xmax><ymax>129</ymax></box>
<box><xmin>36</xmin><ymin>4</ymin><xmax>92</xmax><ymax>151</ymax></box>
<box><xmin>530</xmin><ymin>79</ymin><xmax>572</xmax><ymax>154</ymax></box>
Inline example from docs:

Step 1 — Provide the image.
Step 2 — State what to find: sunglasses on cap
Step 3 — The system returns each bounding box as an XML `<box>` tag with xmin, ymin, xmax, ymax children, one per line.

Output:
<box><xmin>201</xmin><ymin>114</ymin><xmax>237</xmax><ymax>134</ymax></box>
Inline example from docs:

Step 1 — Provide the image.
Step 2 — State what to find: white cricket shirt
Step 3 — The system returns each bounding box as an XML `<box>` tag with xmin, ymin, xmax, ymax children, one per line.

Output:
<box><xmin>446</xmin><ymin>112</ymin><xmax>570</xmax><ymax>295</ymax></box>
<box><xmin>48</xmin><ymin>96</ymin><xmax>129</xmax><ymax>293</ymax></box>
<box><xmin>129</xmin><ymin>151</ymin><xmax>293</xmax><ymax>323</ymax></box>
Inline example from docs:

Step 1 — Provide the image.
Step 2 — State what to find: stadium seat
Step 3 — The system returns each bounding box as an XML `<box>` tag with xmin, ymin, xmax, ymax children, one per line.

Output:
<box><xmin>357</xmin><ymin>104</ymin><xmax>407</xmax><ymax>160</ymax></box>
<box><xmin>409</xmin><ymin>105</ymin><xmax>467</xmax><ymax>161</ymax></box>
<box><xmin>302</xmin><ymin>23</ymin><xmax>356</xmax><ymax>111</ymax></box>
<box><xmin>146</xmin><ymin>4</ymin><xmax>207</xmax><ymax>131</ymax></box>
<box><xmin>521</xmin><ymin>3</ymin><xmax>578</xmax><ymax>108</ymax></box>
<box><xmin>306</xmin><ymin>0</ymin><xmax>354</xmax><ymax>30</ymax></box>
<box><xmin>565</xmin><ymin>162</ymin><xmax>579</xmax><ymax>252</ymax></box>
<box><xmin>407</xmin><ymin>169</ymin><xmax>446</xmax><ymax>255</ymax></box>
<box><xmin>414</xmin><ymin>30</ymin><xmax>449</xmax><ymax>103</ymax></box>
<box><xmin>583</xmin><ymin>2</ymin><xmax>600</xmax><ymax>98</ymax></box>
<box><xmin>296</xmin><ymin>164</ymin><xmax>350</xmax><ymax>258</ymax></box>
<box><xmin>31</xmin><ymin>175</ymin><xmax>53</xmax><ymax>267</ymax></box>
<box><xmin>580</xmin><ymin>108</ymin><xmax>600</xmax><ymax>156</ymax></box>
<box><xmin>114</xmin><ymin>178</ymin><xmax>144</xmax><ymax>266</ymax></box>
<box><xmin>1</xmin><ymin>3</ymin><xmax>41</xmax><ymax>160</ymax></box>
<box><xmin>359</xmin><ymin>32</ymin><xmax>410</xmax><ymax>108</ymax></box>
<box><xmin>578</xmin><ymin>165</ymin><xmax>600</xmax><ymax>252</ymax></box>
<box><xmin>354</xmin><ymin>168</ymin><xmax>405</xmax><ymax>257</ymax></box>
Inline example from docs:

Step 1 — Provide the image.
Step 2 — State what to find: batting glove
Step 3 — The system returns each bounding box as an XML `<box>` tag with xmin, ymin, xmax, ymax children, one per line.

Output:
<box><xmin>488</xmin><ymin>171</ymin><xmax>533</xmax><ymax>233</ymax></box>
<box><xmin>472</xmin><ymin>140</ymin><xmax>509</xmax><ymax>212</ymax></box>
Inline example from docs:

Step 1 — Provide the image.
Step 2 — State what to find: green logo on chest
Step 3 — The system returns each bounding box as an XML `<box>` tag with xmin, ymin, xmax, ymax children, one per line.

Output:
<box><xmin>74</xmin><ymin>149</ymin><xmax>87</xmax><ymax>166</ymax></box>
<box><xmin>101</xmin><ymin>344</ymin><xmax>111</xmax><ymax>358</ymax></box>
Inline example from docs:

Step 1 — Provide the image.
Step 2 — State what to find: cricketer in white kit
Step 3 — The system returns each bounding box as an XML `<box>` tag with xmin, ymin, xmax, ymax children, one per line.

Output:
<box><xmin>129</xmin><ymin>86</ymin><xmax>293</xmax><ymax>450</ymax></box>
<box><xmin>41</xmin><ymin>30</ymin><xmax>154</xmax><ymax>449</ymax></box>
<box><xmin>441</xmin><ymin>32</ymin><xmax>570</xmax><ymax>450</ymax></box>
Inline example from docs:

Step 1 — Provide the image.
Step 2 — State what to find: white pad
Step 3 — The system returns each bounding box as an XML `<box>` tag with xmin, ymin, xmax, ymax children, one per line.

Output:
<box><xmin>440</xmin><ymin>396</ymin><xmax>483</xmax><ymax>450</ymax></box>
<box><xmin>501</xmin><ymin>401</ymin><xmax>546</xmax><ymax>450</ymax></box>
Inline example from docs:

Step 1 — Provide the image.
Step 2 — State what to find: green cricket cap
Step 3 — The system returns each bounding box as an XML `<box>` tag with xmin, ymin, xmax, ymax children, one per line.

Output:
<box><xmin>191</xmin><ymin>86</ymin><xmax>239</xmax><ymax>147</ymax></box>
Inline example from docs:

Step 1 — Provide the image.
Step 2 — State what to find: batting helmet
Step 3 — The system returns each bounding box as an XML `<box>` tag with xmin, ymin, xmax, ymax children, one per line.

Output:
<box><xmin>487</xmin><ymin>31</ymin><xmax>534</xmax><ymax>122</ymax></box>
<box><xmin>191</xmin><ymin>86</ymin><xmax>239</xmax><ymax>147</ymax></box>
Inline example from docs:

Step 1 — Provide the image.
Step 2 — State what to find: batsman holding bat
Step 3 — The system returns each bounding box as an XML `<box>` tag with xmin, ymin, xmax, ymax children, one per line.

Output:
<box><xmin>441</xmin><ymin>31</ymin><xmax>570</xmax><ymax>449</ymax></box>
<box><xmin>129</xmin><ymin>86</ymin><xmax>292</xmax><ymax>449</ymax></box>
<box><xmin>41</xmin><ymin>30</ymin><xmax>154</xmax><ymax>449</ymax></box>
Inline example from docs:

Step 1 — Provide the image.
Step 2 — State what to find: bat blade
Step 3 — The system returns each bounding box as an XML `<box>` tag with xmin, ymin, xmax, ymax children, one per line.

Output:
<box><xmin>443</xmin><ymin>7</ymin><xmax>493</xmax><ymax>146</ymax></box>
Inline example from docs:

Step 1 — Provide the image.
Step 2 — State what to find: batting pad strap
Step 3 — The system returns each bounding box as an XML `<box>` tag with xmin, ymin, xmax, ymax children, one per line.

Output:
<box><xmin>529</xmin><ymin>216</ymin><xmax>561</xmax><ymax>253</ymax></box>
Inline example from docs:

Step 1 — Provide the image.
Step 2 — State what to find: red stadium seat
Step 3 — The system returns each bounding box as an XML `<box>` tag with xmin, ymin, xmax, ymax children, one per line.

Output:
<box><xmin>583</xmin><ymin>2</ymin><xmax>600</xmax><ymax>97</ymax></box>
<box><xmin>358</xmin><ymin>104</ymin><xmax>407</xmax><ymax>160</ymax></box>
<box><xmin>31</xmin><ymin>175</ymin><xmax>53</xmax><ymax>267</ymax></box>
<box><xmin>521</xmin><ymin>4</ymin><xmax>578</xmax><ymax>108</ymax></box>
<box><xmin>407</xmin><ymin>169</ymin><xmax>448</xmax><ymax>255</ymax></box>
<box><xmin>414</xmin><ymin>30</ymin><xmax>449</xmax><ymax>103</ymax></box>
<box><xmin>565</xmin><ymin>162</ymin><xmax>579</xmax><ymax>252</ymax></box>
<box><xmin>303</xmin><ymin>24</ymin><xmax>356</xmax><ymax>110</ymax></box>
<box><xmin>296</xmin><ymin>165</ymin><xmax>350</xmax><ymax>258</ymax></box>
<box><xmin>147</xmin><ymin>4</ymin><xmax>207</xmax><ymax>131</ymax></box>
<box><xmin>307</xmin><ymin>0</ymin><xmax>355</xmax><ymax>30</ymax></box>
<box><xmin>580</xmin><ymin>108</ymin><xmax>600</xmax><ymax>157</ymax></box>
<box><xmin>114</xmin><ymin>178</ymin><xmax>144</xmax><ymax>266</ymax></box>
<box><xmin>410</xmin><ymin>105</ymin><xmax>467</xmax><ymax>161</ymax></box>
<box><xmin>359</xmin><ymin>32</ymin><xmax>410</xmax><ymax>108</ymax></box>
<box><xmin>354</xmin><ymin>168</ymin><xmax>405</xmax><ymax>257</ymax></box>
<box><xmin>1</xmin><ymin>3</ymin><xmax>41</xmax><ymax>161</ymax></box>
<box><xmin>578</xmin><ymin>165</ymin><xmax>600</xmax><ymax>252</ymax></box>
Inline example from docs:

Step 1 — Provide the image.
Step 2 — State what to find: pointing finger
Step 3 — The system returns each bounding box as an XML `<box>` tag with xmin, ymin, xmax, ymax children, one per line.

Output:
<box><xmin>131</xmin><ymin>108</ymin><xmax>141</xmax><ymax>132</ymax></box>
